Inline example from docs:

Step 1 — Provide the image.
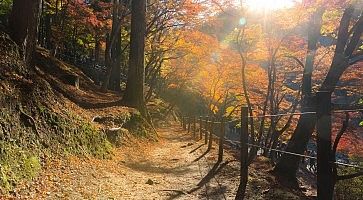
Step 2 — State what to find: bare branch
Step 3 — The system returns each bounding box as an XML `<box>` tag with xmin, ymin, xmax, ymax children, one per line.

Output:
<box><xmin>334</xmin><ymin>5</ymin><xmax>354</xmax><ymax>55</ymax></box>
<box><xmin>332</xmin><ymin>112</ymin><xmax>350</xmax><ymax>157</ymax></box>
<box><xmin>283</xmin><ymin>55</ymin><xmax>305</xmax><ymax>68</ymax></box>
<box><xmin>345</xmin><ymin>10</ymin><xmax>363</xmax><ymax>57</ymax></box>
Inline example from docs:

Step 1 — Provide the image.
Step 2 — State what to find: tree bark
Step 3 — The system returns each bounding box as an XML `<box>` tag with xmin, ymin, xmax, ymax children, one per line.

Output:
<box><xmin>102</xmin><ymin>0</ymin><xmax>122</xmax><ymax>91</ymax></box>
<box><xmin>274</xmin><ymin>8</ymin><xmax>324</xmax><ymax>179</ymax></box>
<box><xmin>109</xmin><ymin>30</ymin><xmax>122</xmax><ymax>91</ymax></box>
<box><xmin>274</xmin><ymin>5</ymin><xmax>361</xmax><ymax>180</ymax></box>
<box><xmin>94</xmin><ymin>35</ymin><xmax>100</xmax><ymax>65</ymax></box>
<box><xmin>123</xmin><ymin>0</ymin><xmax>147</xmax><ymax>116</ymax></box>
<box><xmin>9</xmin><ymin>0</ymin><xmax>41</xmax><ymax>67</ymax></box>
<box><xmin>102</xmin><ymin>1</ymin><xmax>118</xmax><ymax>91</ymax></box>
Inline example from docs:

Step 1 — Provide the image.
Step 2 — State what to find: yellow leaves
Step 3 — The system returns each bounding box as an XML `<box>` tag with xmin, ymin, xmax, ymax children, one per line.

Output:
<box><xmin>321</xmin><ymin>9</ymin><xmax>342</xmax><ymax>36</ymax></box>
<box><xmin>225</xmin><ymin>106</ymin><xmax>236</xmax><ymax>117</ymax></box>
<box><xmin>270</xmin><ymin>6</ymin><xmax>308</xmax><ymax>30</ymax></box>
<box><xmin>210</xmin><ymin>104</ymin><xmax>219</xmax><ymax>114</ymax></box>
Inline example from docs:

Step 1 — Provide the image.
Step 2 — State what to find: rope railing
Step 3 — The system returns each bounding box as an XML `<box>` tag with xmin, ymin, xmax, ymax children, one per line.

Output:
<box><xmin>185</xmin><ymin>108</ymin><xmax>363</xmax><ymax>124</ymax></box>
<box><xmin>245</xmin><ymin>108</ymin><xmax>363</xmax><ymax>119</ymax></box>
<box><xmin>224</xmin><ymin>139</ymin><xmax>363</xmax><ymax>170</ymax></box>
<box><xmin>180</xmin><ymin>98</ymin><xmax>363</xmax><ymax>199</ymax></box>
<box><xmin>181</xmin><ymin>116</ymin><xmax>226</xmax><ymax>162</ymax></box>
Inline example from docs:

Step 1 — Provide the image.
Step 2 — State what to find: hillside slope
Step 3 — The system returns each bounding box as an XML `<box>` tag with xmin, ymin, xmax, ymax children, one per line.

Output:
<box><xmin>0</xmin><ymin>30</ymin><xmax>152</xmax><ymax>194</ymax></box>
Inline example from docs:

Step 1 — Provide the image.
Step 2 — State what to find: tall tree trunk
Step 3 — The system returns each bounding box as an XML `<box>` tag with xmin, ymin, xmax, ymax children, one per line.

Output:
<box><xmin>274</xmin><ymin>8</ymin><xmax>324</xmax><ymax>179</ymax></box>
<box><xmin>102</xmin><ymin>33</ymin><xmax>112</xmax><ymax>90</ymax></box>
<box><xmin>9</xmin><ymin>0</ymin><xmax>41</xmax><ymax>67</ymax></box>
<box><xmin>38</xmin><ymin>0</ymin><xmax>44</xmax><ymax>47</ymax></box>
<box><xmin>274</xmin><ymin>5</ymin><xmax>361</xmax><ymax>180</ymax></box>
<box><xmin>236</xmin><ymin>29</ymin><xmax>256</xmax><ymax>164</ymax></box>
<box><xmin>123</xmin><ymin>0</ymin><xmax>147</xmax><ymax>116</ymax></box>
<box><xmin>94</xmin><ymin>35</ymin><xmax>100</xmax><ymax>65</ymax></box>
<box><xmin>110</xmin><ymin>30</ymin><xmax>122</xmax><ymax>91</ymax></box>
<box><xmin>102</xmin><ymin>0</ymin><xmax>122</xmax><ymax>91</ymax></box>
<box><xmin>44</xmin><ymin>14</ymin><xmax>52</xmax><ymax>49</ymax></box>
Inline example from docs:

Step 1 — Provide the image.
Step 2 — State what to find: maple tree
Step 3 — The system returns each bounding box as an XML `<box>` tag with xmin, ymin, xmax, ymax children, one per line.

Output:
<box><xmin>275</xmin><ymin>2</ymin><xmax>363</xmax><ymax>179</ymax></box>
<box><xmin>2</xmin><ymin>1</ymin><xmax>362</xmax><ymax>197</ymax></box>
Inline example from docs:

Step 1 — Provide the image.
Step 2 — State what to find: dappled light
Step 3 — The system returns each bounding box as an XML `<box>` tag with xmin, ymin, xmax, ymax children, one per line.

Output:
<box><xmin>0</xmin><ymin>0</ymin><xmax>362</xmax><ymax>199</ymax></box>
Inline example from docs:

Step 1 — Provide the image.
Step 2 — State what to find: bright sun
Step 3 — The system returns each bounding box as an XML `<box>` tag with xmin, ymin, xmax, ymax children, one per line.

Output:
<box><xmin>244</xmin><ymin>0</ymin><xmax>297</xmax><ymax>11</ymax></box>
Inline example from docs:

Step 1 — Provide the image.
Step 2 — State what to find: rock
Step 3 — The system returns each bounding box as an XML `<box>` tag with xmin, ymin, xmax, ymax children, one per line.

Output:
<box><xmin>146</xmin><ymin>179</ymin><xmax>154</xmax><ymax>185</ymax></box>
<box><xmin>92</xmin><ymin>116</ymin><xmax>114</xmax><ymax>124</ymax></box>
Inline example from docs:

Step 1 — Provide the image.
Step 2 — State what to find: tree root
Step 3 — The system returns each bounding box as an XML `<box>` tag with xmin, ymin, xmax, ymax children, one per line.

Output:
<box><xmin>18</xmin><ymin>105</ymin><xmax>40</xmax><ymax>137</ymax></box>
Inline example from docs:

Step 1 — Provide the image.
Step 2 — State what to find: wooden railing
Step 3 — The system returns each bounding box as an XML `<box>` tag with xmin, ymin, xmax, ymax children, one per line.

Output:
<box><xmin>181</xmin><ymin>116</ymin><xmax>226</xmax><ymax>162</ymax></box>
<box><xmin>181</xmin><ymin>110</ymin><xmax>249</xmax><ymax>199</ymax></box>
<box><xmin>180</xmin><ymin>93</ymin><xmax>363</xmax><ymax>200</ymax></box>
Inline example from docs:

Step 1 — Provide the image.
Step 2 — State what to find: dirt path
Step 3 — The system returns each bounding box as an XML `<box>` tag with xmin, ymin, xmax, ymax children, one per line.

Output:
<box><xmin>10</xmin><ymin>125</ymin><xmax>240</xmax><ymax>200</ymax></box>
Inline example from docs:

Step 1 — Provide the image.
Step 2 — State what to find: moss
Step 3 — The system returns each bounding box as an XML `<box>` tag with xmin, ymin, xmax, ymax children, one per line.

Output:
<box><xmin>124</xmin><ymin>112</ymin><xmax>150</xmax><ymax>137</ymax></box>
<box><xmin>0</xmin><ymin>165</ymin><xmax>11</xmax><ymax>192</ymax></box>
<box><xmin>0</xmin><ymin>105</ymin><xmax>114</xmax><ymax>193</ymax></box>
<box><xmin>23</xmin><ymin>156</ymin><xmax>41</xmax><ymax>179</ymax></box>
<box><xmin>0</xmin><ymin>30</ymin><xmax>115</xmax><ymax>194</ymax></box>
<box><xmin>0</xmin><ymin>142</ymin><xmax>41</xmax><ymax>193</ymax></box>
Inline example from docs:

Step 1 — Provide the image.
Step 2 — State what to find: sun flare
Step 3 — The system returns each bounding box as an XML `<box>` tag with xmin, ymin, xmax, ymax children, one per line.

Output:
<box><xmin>245</xmin><ymin>0</ymin><xmax>297</xmax><ymax>11</ymax></box>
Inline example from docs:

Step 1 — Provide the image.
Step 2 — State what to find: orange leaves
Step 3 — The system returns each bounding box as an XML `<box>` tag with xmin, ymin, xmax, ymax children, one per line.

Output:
<box><xmin>67</xmin><ymin>0</ymin><xmax>112</xmax><ymax>31</ymax></box>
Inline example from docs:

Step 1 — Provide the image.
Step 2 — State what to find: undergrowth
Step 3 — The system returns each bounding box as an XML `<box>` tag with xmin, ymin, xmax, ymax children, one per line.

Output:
<box><xmin>334</xmin><ymin>157</ymin><xmax>363</xmax><ymax>200</ymax></box>
<box><xmin>0</xmin><ymin>30</ymin><xmax>153</xmax><ymax>194</ymax></box>
<box><xmin>124</xmin><ymin>111</ymin><xmax>156</xmax><ymax>139</ymax></box>
<box><xmin>0</xmin><ymin>101</ymin><xmax>113</xmax><ymax>193</ymax></box>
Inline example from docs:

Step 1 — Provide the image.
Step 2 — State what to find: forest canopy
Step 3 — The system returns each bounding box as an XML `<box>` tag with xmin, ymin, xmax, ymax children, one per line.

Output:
<box><xmin>0</xmin><ymin>0</ymin><xmax>362</xmax><ymax>199</ymax></box>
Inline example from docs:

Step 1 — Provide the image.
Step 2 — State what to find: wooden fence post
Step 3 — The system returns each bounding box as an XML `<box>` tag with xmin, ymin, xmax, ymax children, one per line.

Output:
<box><xmin>316</xmin><ymin>91</ymin><xmax>333</xmax><ymax>200</ymax></box>
<box><xmin>218</xmin><ymin>119</ymin><xmax>225</xmax><ymax>163</ymax></box>
<box><xmin>182</xmin><ymin>116</ymin><xmax>185</xmax><ymax>129</ymax></box>
<box><xmin>199</xmin><ymin>116</ymin><xmax>203</xmax><ymax>140</ymax></box>
<box><xmin>193</xmin><ymin>117</ymin><xmax>196</xmax><ymax>138</ymax></box>
<box><xmin>235</xmin><ymin>106</ymin><xmax>249</xmax><ymax>200</ymax></box>
<box><xmin>187</xmin><ymin>117</ymin><xmax>191</xmax><ymax>133</ymax></box>
<box><xmin>208</xmin><ymin>117</ymin><xmax>214</xmax><ymax>150</ymax></box>
<box><xmin>183</xmin><ymin>116</ymin><xmax>187</xmax><ymax>131</ymax></box>
<box><xmin>205</xmin><ymin>116</ymin><xmax>209</xmax><ymax>144</ymax></box>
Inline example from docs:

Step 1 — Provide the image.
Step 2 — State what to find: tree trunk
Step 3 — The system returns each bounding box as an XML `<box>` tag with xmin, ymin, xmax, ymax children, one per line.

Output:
<box><xmin>274</xmin><ymin>5</ymin><xmax>361</xmax><ymax>180</ymax></box>
<box><xmin>38</xmin><ymin>0</ymin><xmax>44</xmax><ymax>46</ymax></box>
<box><xmin>94</xmin><ymin>35</ymin><xmax>100</xmax><ymax>65</ymax></box>
<box><xmin>274</xmin><ymin>8</ymin><xmax>324</xmax><ymax>179</ymax></box>
<box><xmin>123</xmin><ymin>0</ymin><xmax>147</xmax><ymax>116</ymax></box>
<box><xmin>102</xmin><ymin>0</ymin><xmax>122</xmax><ymax>91</ymax></box>
<box><xmin>44</xmin><ymin>14</ymin><xmax>52</xmax><ymax>49</ymax></box>
<box><xmin>9</xmin><ymin>0</ymin><xmax>41</xmax><ymax>67</ymax></box>
<box><xmin>274</xmin><ymin>114</ymin><xmax>316</xmax><ymax>179</ymax></box>
<box><xmin>102</xmin><ymin>33</ymin><xmax>112</xmax><ymax>90</ymax></box>
<box><xmin>109</xmin><ymin>30</ymin><xmax>122</xmax><ymax>91</ymax></box>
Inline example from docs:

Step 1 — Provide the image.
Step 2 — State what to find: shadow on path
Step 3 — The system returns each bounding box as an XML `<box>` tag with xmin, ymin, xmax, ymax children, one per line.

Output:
<box><xmin>188</xmin><ymin>160</ymin><xmax>236</xmax><ymax>194</ymax></box>
<box><xmin>189</xmin><ymin>144</ymin><xmax>205</xmax><ymax>154</ymax></box>
<box><xmin>193</xmin><ymin>148</ymin><xmax>210</xmax><ymax>162</ymax></box>
<box><xmin>162</xmin><ymin>189</ymin><xmax>188</xmax><ymax>200</ymax></box>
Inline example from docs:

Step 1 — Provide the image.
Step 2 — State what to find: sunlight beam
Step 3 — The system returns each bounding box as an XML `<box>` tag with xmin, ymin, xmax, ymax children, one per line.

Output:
<box><xmin>244</xmin><ymin>0</ymin><xmax>298</xmax><ymax>11</ymax></box>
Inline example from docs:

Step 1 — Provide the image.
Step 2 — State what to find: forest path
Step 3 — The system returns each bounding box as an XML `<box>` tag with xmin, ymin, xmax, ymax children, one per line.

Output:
<box><xmin>12</xmin><ymin>125</ymin><xmax>240</xmax><ymax>200</ymax></box>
